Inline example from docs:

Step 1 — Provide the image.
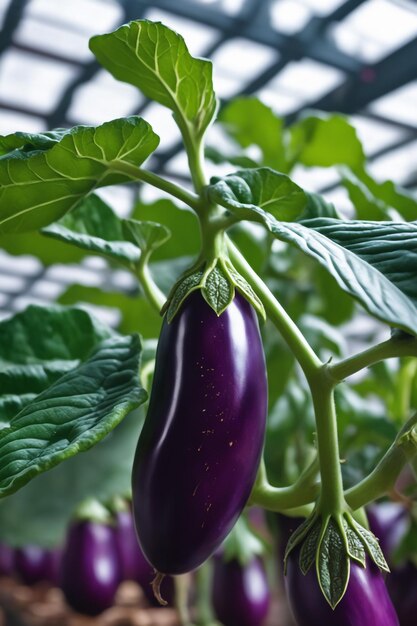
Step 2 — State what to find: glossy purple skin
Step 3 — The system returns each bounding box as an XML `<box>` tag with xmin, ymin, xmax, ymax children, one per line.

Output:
<box><xmin>212</xmin><ymin>556</ymin><xmax>270</xmax><ymax>626</ymax></box>
<box><xmin>60</xmin><ymin>521</ymin><xmax>122</xmax><ymax>616</ymax></box>
<box><xmin>14</xmin><ymin>546</ymin><xmax>54</xmax><ymax>585</ymax></box>
<box><xmin>387</xmin><ymin>562</ymin><xmax>417</xmax><ymax>626</ymax></box>
<box><xmin>367</xmin><ymin>503</ymin><xmax>409</xmax><ymax>564</ymax></box>
<box><xmin>285</xmin><ymin>551</ymin><xmax>399</xmax><ymax>626</ymax></box>
<box><xmin>132</xmin><ymin>291</ymin><xmax>267</xmax><ymax>574</ymax></box>
<box><xmin>114</xmin><ymin>509</ymin><xmax>173</xmax><ymax>606</ymax></box>
<box><xmin>0</xmin><ymin>543</ymin><xmax>14</xmax><ymax>577</ymax></box>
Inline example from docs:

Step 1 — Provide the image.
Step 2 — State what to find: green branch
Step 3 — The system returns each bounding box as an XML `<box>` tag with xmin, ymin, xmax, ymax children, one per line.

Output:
<box><xmin>134</xmin><ymin>252</ymin><xmax>166</xmax><ymax>313</ymax></box>
<box><xmin>109</xmin><ymin>161</ymin><xmax>202</xmax><ymax>211</ymax></box>
<box><xmin>345</xmin><ymin>413</ymin><xmax>417</xmax><ymax>510</ymax></box>
<box><xmin>329</xmin><ymin>335</ymin><xmax>417</xmax><ymax>382</ymax></box>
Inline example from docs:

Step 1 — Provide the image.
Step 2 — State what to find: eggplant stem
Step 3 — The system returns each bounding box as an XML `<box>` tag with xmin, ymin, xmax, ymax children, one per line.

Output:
<box><xmin>151</xmin><ymin>570</ymin><xmax>168</xmax><ymax>606</ymax></box>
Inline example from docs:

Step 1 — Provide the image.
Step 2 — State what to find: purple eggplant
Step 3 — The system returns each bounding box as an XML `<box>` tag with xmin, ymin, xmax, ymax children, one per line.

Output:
<box><xmin>367</xmin><ymin>503</ymin><xmax>409</xmax><ymax>564</ymax></box>
<box><xmin>60</xmin><ymin>520</ymin><xmax>122</xmax><ymax>616</ymax></box>
<box><xmin>368</xmin><ymin>503</ymin><xmax>417</xmax><ymax>626</ymax></box>
<box><xmin>132</xmin><ymin>291</ymin><xmax>267</xmax><ymax>575</ymax></box>
<box><xmin>114</xmin><ymin>508</ymin><xmax>173</xmax><ymax>606</ymax></box>
<box><xmin>212</xmin><ymin>556</ymin><xmax>270</xmax><ymax>626</ymax></box>
<box><xmin>386</xmin><ymin>562</ymin><xmax>417</xmax><ymax>626</ymax></box>
<box><xmin>14</xmin><ymin>546</ymin><xmax>54</xmax><ymax>585</ymax></box>
<box><xmin>285</xmin><ymin>550</ymin><xmax>399</xmax><ymax>626</ymax></box>
<box><xmin>0</xmin><ymin>543</ymin><xmax>13</xmax><ymax>577</ymax></box>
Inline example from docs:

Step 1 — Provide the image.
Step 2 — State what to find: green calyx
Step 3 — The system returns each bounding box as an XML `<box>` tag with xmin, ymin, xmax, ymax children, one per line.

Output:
<box><xmin>163</xmin><ymin>256</ymin><xmax>266</xmax><ymax>322</ymax></box>
<box><xmin>222</xmin><ymin>515</ymin><xmax>266</xmax><ymax>567</ymax></box>
<box><xmin>284</xmin><ymin>511</ymin><xmax>389</xmax><ymax>609</ymax></box>
<box><xmin>74</xmin><ymin>498</ymin><xmax>113</xmax><ymax>525</ymax></box>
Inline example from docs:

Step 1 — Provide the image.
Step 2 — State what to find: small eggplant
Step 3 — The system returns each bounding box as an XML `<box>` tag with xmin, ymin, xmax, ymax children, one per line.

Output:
<box><xmin>60</xmin><ymin>520</ymin><xmax>122</xmax><ymax>616</ymax></box>
<box><xmin>367</xmin><ymin>503</ymin><xmax>408</xmax><ymax>564</ymax></box>
<box><xmin>132</xmin><ymin>291</ymin><xmax>267</xmax><ymax>574</ymax></box>
<box><xmin>114</xmin><ymin>508</ymin><xmax>173</xmax><ymax>605</ymax></box>
<box><xmin>0</xmin><ymin>543</ymin><xmax>13</xmax><ymax>577</ymax></box>
<box><xmin>212</xmin><ymin>556</ymin><xmax>270</xmax><ymax>626</ymax></box>
<box><xmin>14</xmin><ymin>546</ymin><xmax>53</xmax><ymax>586</ymax></box>
<box><xmin>285</xmin><ymin>549</ymin><xmax>399</xmax><ymax>626</ymax></box>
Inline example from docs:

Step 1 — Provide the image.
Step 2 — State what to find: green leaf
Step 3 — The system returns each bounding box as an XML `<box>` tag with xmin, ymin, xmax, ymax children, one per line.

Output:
<box><xmin>90</xmin><ymin>20</ymin><xmax>217</xmax><ymax>140</ymax></box>
<box><xmin>218</xmin><ymin>97</ymin><xmax>287</xmax><ymax>171</ymax></box>
<box><xmin>349</xmin><ymin>168</ymin><xmax>417</xmax><ymax>222</ymax></box>
<box><xmin>223</xmin><ymin>515</ymin><xmax>265</xmax><ymax>566</ymax></box>
<box><xmin>305</xmin><ymin>218</ymin><xmax>417</xmax><ymax>307</ymax></box>
<box><xmin>124</xmin><ymin>219</ymin><xmax>170</xmax><ymax>256</ymax></box>
<box><xmin>0</xmin><ymin>129</ymin><xmax>67</xmax><ymax>157</ymax></box>
<box><xmin>0</xmin><ymin>117</ymin><xmax>159</xmax><ymax>234</ymax></box>
<box><xmin>343</xmin><ymin>519</ymin><xmax>366</xmax><ymax>566</ymax></box>
<box><xmin>42</xmin><ymin>195</ymin><xmax>141</xmax><ymax>266</ymax></box>
<box><xmin>167</xmin><ymin>268</ymin><xmax>205</xmax><ymax>322</ymax></box>
<box><xmin>202</xmin><ymin>263</ymin><xmax>234</xmax><ymax>315</ymax></box>
<box><xmin>0</xmin><ymin>407</ymin><xmax>144</xmax><ymax>547</ymax></box>
<box><xmin>208</xmin><ymin>168</ymin><xmax>306</xmax><ymax>222</ymax></box>
<box><xmin>0</xmin><ymin>230</ymin><xmax>87</xmax><ymax>265</ymax></box>
<box><xmin>299</xmin><ymin>192</ymin><xmax>341</xmax><ymax>220</ymax></box>
<box><xmin>288</xmin><ymin>114</ymin><xmax>365</xmax><ymax>169</ymax></box>
<box><xmin>299</xmin><ymin>519</ymin><xmax>322</xmax><ymax>574</ymax></box>
<box><xmin>131</xmin><ymin>199</ymin><xmax>200</xmax><ymax>261</ymax></box>
<box><xmin>58</xmin><ymin>285</ymin><xmax>162</xmax><ymax>339</ymax></box>
<box><xmin>256</xmin><ymin>215</ymin><xmax>417</xmax><ymax>336</ymax></box>
<box><xmin>0</xmin><ymin>305</ymin><xmax>145</xmax><ymax>497</ymax></box>
<box><xmin>351</xmin><ymin>519</ymin><xmax>390</xmax><ymax>572</ymax></box>
<box><xmin>317</xmin><ymin>518</ymin><xmax>350</xmax><ymax>609</ymax></box>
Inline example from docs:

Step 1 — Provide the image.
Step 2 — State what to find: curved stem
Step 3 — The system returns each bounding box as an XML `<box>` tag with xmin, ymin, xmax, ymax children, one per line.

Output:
<box><xmin>249</xmin><ymin>458</ymin><xmax>320</xmax><ymax>511</ymax></box>
<box><xmin>345</xmin><ymin>413</ymin><xmax>417</xmax><ymax>510</ymax></box>
<box><xmin>109</xmin><ymin>161</ymin><xmax>201</xmax><ymax>211</ymax></box>
<box><xmin>135</xmin><ymin>253</ymin><xmax>166</xmax><ymax>313</ymax></box>
<box><xmin>329</xmin><ymin>336</ymin><xmax>417</xmax><ymax>382</ymax></box>
<box><xmin>195</xmin><ymin>561</ymin><xmax>222</xmax><ymax>626</ymax></box>
<box><xmin>227</xmin><ymin>238</ymin><xmax>322</xmax><ymax>380</ymax></box>
<box><xmin>174</xmin><ymin>574</ymin><xmax>195</xmax><ymax>626</ymax></box>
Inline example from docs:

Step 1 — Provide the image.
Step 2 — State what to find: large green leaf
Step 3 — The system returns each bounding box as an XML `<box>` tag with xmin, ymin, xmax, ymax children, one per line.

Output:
<box><xmin>213</xmin><ymin>175</ymin><xmax>417</xmax><ymax>334</ymax></box>
<box><xmin>342</xmin><ymin>168</ymin><xmax>417</xmax><ymax>221</ymax></box>
<box><xmin>90</xmin><ymin>20</ymin><xmax>217</xmax><ymax>140</ymax></box>
<box><xmin>217</xmin><ymin>97</ymin><xmax>287</xmax><ymax>172</ymax></box>
<box><xmin>58</xmin><ymin>285</ymin><xmax>162</xmax><ymax>339</ymax></box>
<box><xmin>0</xmin><ymin>408</ymin><xmax>144</xmax><ymax>547</ymax></box>
<box><xmin>208</xmin><ymin>168</ymin><xmax>306</xmax><ymax>222</ymax></box>
<box><xmin>288</xmin><ymin>114</ymin><xmax>365</xmax><ymax>169</ymax></box>
<box><xmin>42</xmin><ymin>195</ymin><xmax>140</xmax><ymax>266</ymax></box>
<box><xmin>0</xmin><ymin>305</ymin><xmax>145</xmax><ymax>497</ymax></box>
<box><xmin>0</xmin><ymin>117</ymin><xmax>159</xmax><ymax>234</ymax></box>
<box><xmin>305</xmin><ymin>218</ymin><xmax>417</xmax><ymax>307</ymax></box>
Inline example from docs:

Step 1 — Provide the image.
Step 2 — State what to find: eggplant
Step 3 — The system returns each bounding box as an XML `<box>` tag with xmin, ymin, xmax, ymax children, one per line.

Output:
<box><xmin>0</xmin><ymin>543</ymin><xmax>13</xmax><ymax>577</ymax></box>
<box><xmin>368</xmin><ymin>503</ymin><xmax>417</xmax><ymax>626</ymax></box>
<box><xmin>14</xmin><ymin>546</ymin><xmax>54</xmax><ymax>585</ymax></box>
<box><xmin>132</xmin><ymin>291</ymin><xmax>267</xmax><ymax>574</ymax></box>
<box><xmin>60</xmin><ymin>520</ymin><xmax>122</xmax><ymax>616</ymax></box>
<box><xmin>386</xmin><ymin>561</ymin><xmax>417</xmax><ymax>626</ymax></box>
<box><xmin>114</xmin><ymin>508</ymin><xmax>173</xmax><ymax>606</ymax></box>
<box><xmin>367</xmin><ymin>503</ymin><xmax>408</xmax><ymax>564</ymax></box>
<box><xmin>285</xmin><ymin>549</ymin><xmax>399</xmax><ymax>626</ymax></box>
<box><xmin>212</xmin><ymin>556</ymin><xmax>270</xmax><ymax>626</ymax></box>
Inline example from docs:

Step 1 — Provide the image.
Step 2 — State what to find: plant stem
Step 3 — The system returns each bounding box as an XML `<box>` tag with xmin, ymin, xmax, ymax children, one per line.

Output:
<box><xmin>249</xmin><ymin>458</ymin><xmax>319</xmax><ymax>511</ymax></box>
<box><xmin>110</xmin><ymin>161</ymin><xmax>201</xmax><ymax>211</ymax></box>
<box><xmin>195</xmin><ymin>561</ymin><xmax>221</xmax><ymax>626</ymax></box>
<box><xmin>174</xmin><ymin>574</ymin><xmax>195</xmax><ymax>626</ymax></box>
<box><xmin>227</xmin><ymin>238</ymin><xmax>322</xmax><ymax>380</ymax></box>
<box><xmin>134</xmin><ymin>253</ymin><xmax>166</xmax><ymax>313</ymax></box>
<box><xmin>329</xmin><ymin>335</ymin><xmax>417</xmax><ymax>382</ymax></box>
<box><xmin>310</xmin><ymin>375</ymin><xmax>346</xmax><ymax>514</ymax></box>
<box><xmin>345</xmin><ymin>412</ymin><xmax>417</xmax><ymax>510</ymax></box>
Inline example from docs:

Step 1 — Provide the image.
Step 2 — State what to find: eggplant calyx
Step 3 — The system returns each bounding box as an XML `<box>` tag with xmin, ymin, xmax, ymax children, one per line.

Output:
<box><xmin>284</xmin><ymin>511</ymin><xmax>390</xmax><ymax>609</ymax></box>
<box><xmin>163</xmin><ymin>257</ymin><xmax>265</xmax><ymax>322</ymax></box>
<box><xmin>74</xmin><ymin>498</ymin><xmax>113</xmax><ymax>525</ymax></box>
<box><xmin>151</xmin><ymin>571</ymin><xmax>169</xmax><ymax>606</ymax></box>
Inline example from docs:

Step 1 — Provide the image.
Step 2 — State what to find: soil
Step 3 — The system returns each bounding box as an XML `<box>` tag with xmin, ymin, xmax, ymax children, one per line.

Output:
<box><xmin>0</xmin><ymin>577</ymin><xmax>296</xmax><ymax>626</ymax></box>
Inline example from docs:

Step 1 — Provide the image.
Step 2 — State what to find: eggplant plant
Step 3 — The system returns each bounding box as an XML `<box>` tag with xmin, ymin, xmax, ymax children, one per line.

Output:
<box><xmin>0</xmin><ymin>16</ymin><xmax>416</xmax><ymax>626</ymax></box>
